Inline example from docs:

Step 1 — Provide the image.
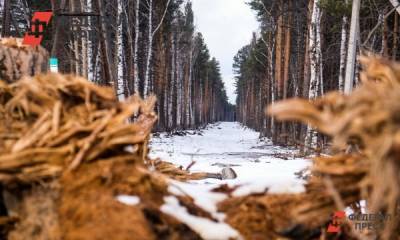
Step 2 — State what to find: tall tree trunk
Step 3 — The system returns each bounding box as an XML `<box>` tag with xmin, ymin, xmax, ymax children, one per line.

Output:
<box><xmin>116</xmin><ymin>0</ymin><xmax>124</xmax><ymax>100</ymax></box>
<box><xmin>283</xmin><ymin>1</ymin><xmax>292</xmax><ymax>100</ymax></box>
<box><xmin>305</xmin><ymin>0</ymin><xmax>322</xmax><ymax>150</ymax></box>
<box><xmin>338</xmin><ymin>0</ymin><xmax>348</xmax><ymax>92</ymax></box>
<box><xmin>86</xmin><ymin>0</ymin><xmax>93</xmax><ymax>81</ymax></box>
<box><xmin>81</xmin><ymin>1</ymin><xmax>88</xmax><ymax>79</ymax></box>
<box><xmin>344</xmin><ymin>0</ymin><xmax>361</xmax><ymax>94</ymax></box>
<box><xmin>393</xmin><ymin>13</ymin><xmax>398</xmax><ymax>60</ymax></box>
<box><xmin>70</xmin><ymin>0</ymin><xmax>80</xmax><ymax>75</ymax></box>
<box><xmin>383</xmin><ymin>13</ymin><xmax>389</xmax><ymax>57</ymax></box>
<box><xmin>1</xmin><ymin>0</ymin><xmax>11</xmax><ymax>37</ymax></box>
<box><xmin>50</xmin><ymin>0</ymin><xmax>67</xmax><ymax>58</ymax></box>
<box><xmin>275</xmin><ymin>8</ymin><xmax>283</xmax><ymax>99</ymax></box>
<box><xmin>143</xmin><ymin>0</ymin><xmax>153</xmax><ymax>96</ymax></box>
<box><xmin>133</xmin><ymin>0</ymin><xmax>140</xmax><ymax>94</ymax></box>
<box><xmin>97</xmin><ymin>0</ymin><xmax>115</xmax><ymax>90</ymax></box>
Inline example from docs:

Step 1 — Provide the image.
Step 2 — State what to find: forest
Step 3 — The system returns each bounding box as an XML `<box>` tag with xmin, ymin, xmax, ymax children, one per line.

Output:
<box><xmin>235</xmin><ymin>0</ymin><xmax>400</xmax><ymax>152</ymax></box>
<box><xmin>4</xmin><ymin>0</ymin><xmax>398</xmax><ymax>150</ymax></box>
<box><xmin>0</xmin><ymin>0</ymin><xmax>235</xmax><ymax>132</ymax></box>
<box><xmin>2</xmin><ymin>0</ymin><xmax>400</xmax><ymax>239</ymax></box>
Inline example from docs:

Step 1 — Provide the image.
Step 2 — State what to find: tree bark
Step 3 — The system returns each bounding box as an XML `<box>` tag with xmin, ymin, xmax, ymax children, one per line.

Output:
<box><xmin>305</xmin><ymin>0</ymin><xmax>322</xmax><ymax>149</ymax></box>
<box><xmin>338</xmin><ymin>0</ymin><xmax>348</xmax><ymax>92</ymax></box>
<box><xmin>393</xmin><ymin>13</ymin><xmax>398</xmax><ymax>60</ymax></box>
<box><xmin>0</xmin><ymin>38</ymin><xmax>48</xmax><ymax>83</ymax></box>
<box><xmin>344</xmin><ymin>0</ymin><xmax>361</xmax><ymax>94</ymax></box>
<box><xmin>1</xmin><ymin>0</ymin><xmax>11</xmax><ymax>37</ymax></box>
<box><xmin>143</xmin><ymin>0</ymin><xmax>153</xmax><ymax>96</ymax></box>
<box><xmin>116</xmin><ymin>0</ymin><xmax>124</xmax><ymax>100</ymax></box>
<box><xmin>389</xmin><ymin>0</ymin><xmax>400</xmax><ymax>15</ymax></box>
<box><xmin>96</xmin><ymin>0</ymin><xmax>115</xmax><ymax>89</ymax></box>
<box><xmin>133</xmin><ymin>0</ymin><xmax>140</xmax><ymax>94</ymax></box>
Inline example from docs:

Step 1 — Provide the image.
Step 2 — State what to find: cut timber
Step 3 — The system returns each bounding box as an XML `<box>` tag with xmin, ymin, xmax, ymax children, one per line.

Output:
<box><xmin>0</xmin><ymin>38</ymin><xmax>48</xmax><ymax>83</ymax></box>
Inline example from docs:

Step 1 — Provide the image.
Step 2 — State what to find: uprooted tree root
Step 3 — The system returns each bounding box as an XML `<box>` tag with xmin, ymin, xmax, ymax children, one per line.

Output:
<box><xmin>1</xmin><ymin>56</ymin><xmax>400</xmax><ymax>240</ymax></box>
<box><xmin>0</xmin><ymin>74</ymin><xmax>210</xmax><ymax>239</ymax></box>
<box><xmin>213</xmin><ymin>57</ymin><xmax>400</xmax><ymax>240</ymax></box>
<box><xmin>265</xmin><ymin>56</ymin><xmax>400</xmax><ymax>239</ymax></box>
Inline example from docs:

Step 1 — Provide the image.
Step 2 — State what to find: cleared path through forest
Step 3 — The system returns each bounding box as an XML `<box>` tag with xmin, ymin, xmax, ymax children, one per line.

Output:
<box><xmin>150</xmin><ymin>122</ymin><xmax>310</xmax><ymax>195</ymax></box>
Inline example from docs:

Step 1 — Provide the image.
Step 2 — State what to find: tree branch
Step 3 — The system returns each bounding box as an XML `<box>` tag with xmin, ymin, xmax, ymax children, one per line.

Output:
<box><xmin>152</xmin><ymin>0</ymin><xmax>171</xmax><ymax>37</ymax></box>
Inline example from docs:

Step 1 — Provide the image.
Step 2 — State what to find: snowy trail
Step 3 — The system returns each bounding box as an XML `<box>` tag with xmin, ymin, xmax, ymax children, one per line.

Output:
<box><xmin>150</xmin><ymin>122</ymin><xmax>310</xmax><ymax>195</ymax></box>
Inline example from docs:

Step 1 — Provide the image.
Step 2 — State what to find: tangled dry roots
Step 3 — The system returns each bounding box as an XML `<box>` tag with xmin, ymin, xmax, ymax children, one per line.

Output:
<box><xmin>267</xmin><ymin>56</ymin><xmax>400</xmax><ymax>239</ymax></box>
<box><xmin>0</xmin><ymin>74</ymin><xmax>206</xmax><ymax>240</ymax></box>
<box><xmin>0</xmin><ymin>73</ymin><xmax>157</xmax><ymax>183</ymax></box>
<box><xmin>2</xmin><ymin>56</ymin><xmax>400</xmax><ymax>240</ymax></box>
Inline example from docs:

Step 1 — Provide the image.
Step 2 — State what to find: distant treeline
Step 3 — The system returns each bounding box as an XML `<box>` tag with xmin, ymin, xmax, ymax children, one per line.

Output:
<box><xmin>0</xmin><ymin>0</ymin><xmax>234</xmax><ymax>131</ymax></box>
<box><xmin>235</xmin><ymin>0</ymin><xmax>400</xmax><ymax>151</ymax></box>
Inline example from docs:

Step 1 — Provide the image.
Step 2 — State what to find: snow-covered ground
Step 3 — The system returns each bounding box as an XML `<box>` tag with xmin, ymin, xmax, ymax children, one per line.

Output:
<box><xmin>150</xmin><ymin>122</ymin><xmax>311</xmax><ymax>195</ymax></box>
<box><xmin>150</xmin><ymin>122</ymin><xmax>311</xmax><ymax>239</ymax></box>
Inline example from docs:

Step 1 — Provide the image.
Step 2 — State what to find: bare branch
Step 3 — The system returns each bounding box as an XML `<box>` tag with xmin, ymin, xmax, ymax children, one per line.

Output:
<box><xmin>152</xmin><ymin>0</ymin><xmax>171</xmax><ymax>37</ymax></box>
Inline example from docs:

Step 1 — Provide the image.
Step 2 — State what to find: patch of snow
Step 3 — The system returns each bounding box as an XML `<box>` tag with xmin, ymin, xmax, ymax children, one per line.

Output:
<box><xmin>345</xmin><ymin>200</ymin><xmax>367</xmax><ymax>216</ymax></box>
<box><xmin>116</xmin><ymin>195</ymin><xmax>140</xmax><ymax>206</ymax></box>
<box><xmin>161</xmin><ymin>196</ymin><xmax>242</xmax><ymax>240</ymax></box>
<box><xmin>150</xmin><ymin>122</ymin><xmax>311</xmax><ymax>195</ymax></box>
<box><xmin>152</xmin><ymin>122</ymin><xmax>311</xmax><ymax>238</ymax></box>
<box><xmin>168</xmin><ymin>180</ymin><xmax>227</xmax><ymax>221</ymax></box>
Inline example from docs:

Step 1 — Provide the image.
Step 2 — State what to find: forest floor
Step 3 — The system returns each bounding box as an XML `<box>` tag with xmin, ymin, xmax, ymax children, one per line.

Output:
<box><xmin>150</xmin><ymin>122</ymin><xmax>310</xmax><ymax>196</ymax></box>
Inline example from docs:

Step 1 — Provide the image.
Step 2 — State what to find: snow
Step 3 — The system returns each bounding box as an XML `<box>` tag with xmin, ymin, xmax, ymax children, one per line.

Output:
<box><xmin>116</xmin><ymin>195</ymin><xmax>140</xmax><ymax>206</ymax></box>
<box><xmin>161</xmin><ymin>196</ymin><xmax>242</xmax><ymax>240</ymax></box>
<box><xmin>151</xmin><ymin>122</ymin><xmax>311</xmax><ymax>239</ymax></box>
<box><xmin>345</xmin><ymin>200</ymin><xmax>367</xmax><ymax>216</ymax></box>
<box><xmin>168</xmin><ymin>180</ymin><xmax>227</xmax><ymax>221</ymax></box>
<box><xmin>150</xmin><ymin>122</ymin><xmax>310</xmax><ymax>194</ymax></box>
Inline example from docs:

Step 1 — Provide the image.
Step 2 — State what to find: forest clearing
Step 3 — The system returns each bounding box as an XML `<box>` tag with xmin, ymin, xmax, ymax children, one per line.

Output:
<box><xmin>150</xmin><ymin>122</ymin><xmax>309</xmax><ymax>194</ymax></box>
<box><xmin>1</xmin><ymin>0</ymin><xmax>400</xmax><ymax>239</ymax></box>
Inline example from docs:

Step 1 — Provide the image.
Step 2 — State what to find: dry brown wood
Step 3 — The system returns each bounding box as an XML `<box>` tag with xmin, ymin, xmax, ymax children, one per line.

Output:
<box><xmin>267</xmin><ymin>56</ymin><xmax>400</xmax><ymax>239</ymax></box>
<box><xmin>0</xmin><ymin>73</ymin><xmax>159</xmax><ymax>185</ymax></box>
<box><xmin>0</xmin><ymin>38</ymin><xmax>48</xmax><ymax>83</ymax></box>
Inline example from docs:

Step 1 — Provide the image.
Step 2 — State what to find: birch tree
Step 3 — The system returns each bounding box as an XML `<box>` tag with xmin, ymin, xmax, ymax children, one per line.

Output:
<box><xmin>4</xmin><ymin>0</ymin><xmax>236</xmax><ymax>132</ymax></box>
<box><xmin>338</xmin><ymin>0</ymin><xmax>348</xmax><ymax>92</ymax></box>
<box><xmin>344</xmin><ymin>0</ymin><xmax>361</xmax><ymax>94</ymax></box>
<box><xmin>305</xmin><ymin>0</ymin><xmax>322</xmax><ymax>149</ymax></box>
<box><xmin>143</xmin><ymin>0</ymin><xmax>153</xmax><ymax>96</ymax></box>
<box><xmin>144</xmin><ymin>0</ymin><xmax>171</xmax><ymax>96</ymax></box>
<box><xmin>87</xmin><ymin>0</ymin><xmax>94</xmax><ymax>82</ymax></box>
<box><xmin>238</xmin><ymin>0</ymin><xmax>400</xmax><ymax>146</ymax></box>
<box><xmin>389</xmin><ymin>0</ymin><xmax>400</xmax><ymax>15</ymax></box>
<box><xmin>133</xmin><ymin>0</ymin><xmax>140</xmax><ymax>93</ymax></box>
<box><xmin>116</xmin><ymin>0</ymin><xmax>125</xmax><ymax>101</ymax></box>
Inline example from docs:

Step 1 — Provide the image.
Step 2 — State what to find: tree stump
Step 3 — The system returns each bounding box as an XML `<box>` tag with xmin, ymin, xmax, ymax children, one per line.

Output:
<box><xmin>0</xmin><ymin>38</ymin><xmax>49</xmax><ymax>238</ymax></box>
<box><xmin>0</xmin><ymin>38</ymin><xmax>48</xmax><ymax>83</ymax></box>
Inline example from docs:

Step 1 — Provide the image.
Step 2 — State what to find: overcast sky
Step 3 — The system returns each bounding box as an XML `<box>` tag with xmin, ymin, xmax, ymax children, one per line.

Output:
<box><xmin>191</xmin><ymin>0</ymin><xmax>259</xmax><ymax>104</ymax></box>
